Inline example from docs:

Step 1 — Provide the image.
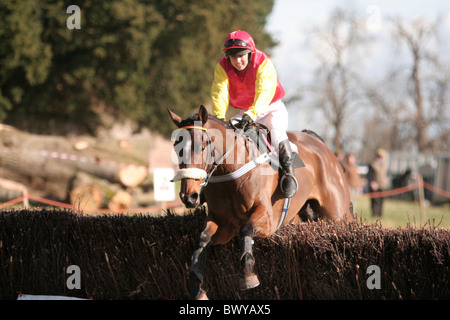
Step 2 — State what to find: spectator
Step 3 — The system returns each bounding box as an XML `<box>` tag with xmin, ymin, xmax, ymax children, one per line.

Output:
<box><xmin>343</xmin><ymin>153</ymin><xmax>362</xmax><ymax>199</ymax></box>
<box><xmin>367</xmin><ymin>148</ymin><xmax>388</xmax><ymax>217</ymax></box>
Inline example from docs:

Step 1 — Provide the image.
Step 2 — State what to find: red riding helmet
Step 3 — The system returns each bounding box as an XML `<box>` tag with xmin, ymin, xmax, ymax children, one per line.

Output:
<box><xmin>223</xmin><ymin>30</ymin><xmax>256</xmax><ymax>56</ymax></box>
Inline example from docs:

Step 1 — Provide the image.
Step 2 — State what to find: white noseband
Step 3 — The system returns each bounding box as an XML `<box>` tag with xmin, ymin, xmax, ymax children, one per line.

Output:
<box><xmin>170</xmin><ymin>168</ymin><xmax>208</xmax><ymax>182</ymax></box>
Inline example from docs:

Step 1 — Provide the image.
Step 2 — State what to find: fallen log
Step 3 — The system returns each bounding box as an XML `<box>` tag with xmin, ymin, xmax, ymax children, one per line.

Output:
<box><xmin>70</xmin><ymin>185</ymin><xmax>103</xmax><ymax>211</ymax></box>
<box><xmin>0</xmin><ymin>125</ymin><xmax>148</xmax><ymax>201</ymax></box>
<box><xmin>108</xmin><ymin>190</ymin><xmax>133</xmax><ymax>212</ymax></box>
<box><xmin>0</xmin><ymin>178</ymin><xmax>29</xmax><ymax>207</ymax></box>
<box><xmin>118</xmin><ymin>165</ymin><xmax>148</xmax><ymax>187</ymax></box>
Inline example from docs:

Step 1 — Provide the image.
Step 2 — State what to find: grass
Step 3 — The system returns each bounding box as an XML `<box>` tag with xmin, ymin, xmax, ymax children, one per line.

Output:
<box><xmin>353</xmin><ymin>196</ymin><xmax>450</xmax><ymax>229</ymax></box>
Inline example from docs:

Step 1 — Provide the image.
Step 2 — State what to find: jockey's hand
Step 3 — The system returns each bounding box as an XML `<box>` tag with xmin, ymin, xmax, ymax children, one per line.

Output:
<box><xmin>235</xmin><ymin>114</ymin><xmax>254</xmax><ymax>130</ymax></box>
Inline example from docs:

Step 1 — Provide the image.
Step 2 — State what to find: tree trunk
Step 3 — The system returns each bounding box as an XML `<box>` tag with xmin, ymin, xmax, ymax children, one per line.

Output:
<box><xmin>412</xmin><ymin>53</ymin><xmax>426</xmax><ymax>151</ymax></box>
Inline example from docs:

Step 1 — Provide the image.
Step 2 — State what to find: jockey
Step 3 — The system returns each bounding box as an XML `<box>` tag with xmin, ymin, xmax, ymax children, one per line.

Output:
<box><xmin>211</xmin><ymin>30</ymin><xmax>298</xmax><ymax>198</ymax></box>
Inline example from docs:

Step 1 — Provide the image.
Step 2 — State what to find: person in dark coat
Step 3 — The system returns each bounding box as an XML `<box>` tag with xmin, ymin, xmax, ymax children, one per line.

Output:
<box><xmin>367</xmin><ymin>148</ymin><xmax>388</xmax><ymax>217</ymax></box>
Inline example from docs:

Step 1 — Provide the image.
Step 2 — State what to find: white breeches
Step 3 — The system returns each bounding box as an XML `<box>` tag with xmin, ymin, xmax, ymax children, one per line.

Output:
<box><xmin>231</xmin><ymin>100</ymin><xmax>298</xmax><ymax>153</ymax></box>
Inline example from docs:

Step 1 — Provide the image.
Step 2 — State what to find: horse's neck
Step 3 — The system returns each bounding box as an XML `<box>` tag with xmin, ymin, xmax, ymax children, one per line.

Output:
<box><xmin>210</xmin><ymin>122</ymin><xmax>252</xmax><ymax>175</ymax></box>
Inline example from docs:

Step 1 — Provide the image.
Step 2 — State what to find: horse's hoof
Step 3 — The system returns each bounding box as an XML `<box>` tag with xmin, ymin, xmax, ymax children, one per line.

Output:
<box><xmin>240</xmin><ymin>274</ymin><xmax>260</xmax><ymax>290</ymax></box>
<box><xmin>195</xmin><ymin>289</ymin><xmax>209</xmax><ymax>300</ymax></box>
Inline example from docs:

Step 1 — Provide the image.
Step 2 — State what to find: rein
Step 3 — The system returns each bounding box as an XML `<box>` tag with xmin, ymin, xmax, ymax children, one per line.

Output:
<box><xmin>171</xmin><ymin>124</ymin><xmax>271</xmax><ymax>186</ymax></box>
<box><xmin>206</xmin><ymin>152</ymin><xmax>271</xmax><ymax>184</ymax></box>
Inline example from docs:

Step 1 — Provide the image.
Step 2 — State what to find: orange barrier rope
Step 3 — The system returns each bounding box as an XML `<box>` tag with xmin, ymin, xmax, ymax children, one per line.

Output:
<box><xmin>0</xmin><ymin>193</ymin><xmax>183</xmax><ymax>214</ymax></box>
<box><xmin>358</xmin><ymin>180</ymin><xmax>450</xmax><ymax>199</ymax></box>
<box><xmin>0</xmin><ymin>196</ymin><xmax>26</xmax><ymax>208</ymax></box>
<box><xmin>26</xmin><ymin>194</ymin><xmax>73</xmax><ymax>209</ymax></box>
<box><xmin>0</xmin><ymin>181</ymin><xmax>448</xmax><ymax>211</ymax></box>
<box><xmin>422</xmin><ymin>181</ymin><xmax>450</xmax><ymax>198</ymax></box>
<box><xmin>359</xmin><ymin>182</ymin><xmax>420</xmax><ymax>198</ymax></box>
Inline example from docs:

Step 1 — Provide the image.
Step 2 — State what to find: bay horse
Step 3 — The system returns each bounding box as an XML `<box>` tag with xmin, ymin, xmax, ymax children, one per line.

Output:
<box><xmin>168</xmin><ymin>105</ymin><xmax>353</xmax><ymax>299</ymax></box>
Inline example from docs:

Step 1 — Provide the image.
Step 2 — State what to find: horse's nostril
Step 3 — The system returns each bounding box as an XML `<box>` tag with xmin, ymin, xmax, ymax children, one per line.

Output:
<box><xmin>180</xmin><ymin>192</ymin><xmax>199</xmax><ymax>208</ymax></box>
<box><xmin>189</xmin><ymin>193</ymin><xmax>199</xmax><ymax>203</ymax></box>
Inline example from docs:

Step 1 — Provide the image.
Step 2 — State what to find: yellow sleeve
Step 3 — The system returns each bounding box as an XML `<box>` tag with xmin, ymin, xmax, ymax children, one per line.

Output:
<box><xmin>244</xmin><ymin>59</ymin><xmax>277</xmax><ymax>121</ymax></box>
<box><xmin>211</xmin><ymin>63</ymin><xmax>229</xmax><ymax>120</ymax></box>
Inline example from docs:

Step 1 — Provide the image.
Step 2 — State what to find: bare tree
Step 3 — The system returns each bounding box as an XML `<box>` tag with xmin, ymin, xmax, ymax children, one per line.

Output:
<box><xmin>391</xmin><ymin>16</ymin><xmax>448</xmax><ymax>152</ymax></box>
<box><xmin>425</xmin><ymin>67</ymin><xmax>450</xmax><ymax>151</ymax></box>
<box><xmin>362</xmin><ymin>15</ymin><xmax>450</xmax><ymax>154</ymax></box>
<box><xmin>364</xmin><ymin>75</ymin><xmax>417</xmax><ymax>152</ymax></box>
<box><xmin>308</xmin><ymin>6</ymin><xmax>371</xmax><ymax>154</ymax></box>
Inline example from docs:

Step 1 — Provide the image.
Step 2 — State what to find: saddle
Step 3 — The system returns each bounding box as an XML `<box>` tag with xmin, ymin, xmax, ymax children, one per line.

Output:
<box><xmin>238</xmin><ymin>123</ymin><xmax>305</xmax><ymax>171</ymax></box>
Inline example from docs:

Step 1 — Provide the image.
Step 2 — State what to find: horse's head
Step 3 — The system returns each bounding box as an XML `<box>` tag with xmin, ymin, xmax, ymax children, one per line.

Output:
<box><xmin>168</xmin><ymin>105</ymin><xmax>214</xmax><ymax>208</ymax></box>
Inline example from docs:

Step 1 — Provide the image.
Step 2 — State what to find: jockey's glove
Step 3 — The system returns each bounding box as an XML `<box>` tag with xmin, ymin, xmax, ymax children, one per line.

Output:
<box><xmin>235</xmin><ymin>114</ymin><xmax>254</xmax><ymax>130</ymax></box>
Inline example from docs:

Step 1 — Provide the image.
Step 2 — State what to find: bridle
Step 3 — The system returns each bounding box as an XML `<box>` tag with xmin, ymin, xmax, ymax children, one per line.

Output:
<box><xmin>170</xmin><ymin>125</ymin><xmax>213</xmax><ymax>182</ymax></box>
<box><xmin>171</xmin><ymin>123</ymin><xmax>268</xmax><ymax>186</ymax></box>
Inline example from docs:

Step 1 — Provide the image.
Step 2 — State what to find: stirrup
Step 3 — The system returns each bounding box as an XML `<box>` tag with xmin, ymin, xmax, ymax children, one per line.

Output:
<box><xmin>280</xmin><ymin>172</ymin><xmax>298</xmax><ymax>198</ymax></box>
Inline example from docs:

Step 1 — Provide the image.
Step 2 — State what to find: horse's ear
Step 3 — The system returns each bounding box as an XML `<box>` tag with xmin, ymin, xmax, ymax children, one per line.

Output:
<box><xmin>167</xmin><ymin>108</ymin><xmax>182</xmax><ymax>128</ymax></box>
<box><xmin>198</xmin><ymin>105</ymin><xmax>208</xmax><ymax>126</ymax></box>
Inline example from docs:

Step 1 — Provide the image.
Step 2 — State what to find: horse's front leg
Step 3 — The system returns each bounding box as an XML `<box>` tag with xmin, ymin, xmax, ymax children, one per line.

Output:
<box><xmin>190</xmin><ymin>220</ymin><xmax>218</xmax><ymax>300</ymax></box>
<box><xmin>239</xmin><ymin>223</ymin><xmax>260</xmax><ymax>290</ymax></box>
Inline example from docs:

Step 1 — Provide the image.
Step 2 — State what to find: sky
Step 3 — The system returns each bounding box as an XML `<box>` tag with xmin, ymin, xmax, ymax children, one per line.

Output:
<box><xmin>265</xmin><ymin>0</ymin><xmax>450</xmax><ymax>136</ymax></box>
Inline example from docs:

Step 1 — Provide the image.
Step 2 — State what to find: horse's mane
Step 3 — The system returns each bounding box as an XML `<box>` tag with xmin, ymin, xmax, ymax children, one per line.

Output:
<box><xmin>180</xmin><ymin>112</ymin><xmax>231</xmax><ymax>129</ymax></box>
<box><xmin>178</xmin><ymin>113</ymin><xmax>200</xmax><ymax>128</ymax></box>
<box><xmin>301</xmin><ymin>129</ymin><xmax>325</xmax><ymax>143</ymax></box>
<box><xmin>208</xmin><ymin>114</ymin><xmax>231</xmax><ymax>128</ymax></box>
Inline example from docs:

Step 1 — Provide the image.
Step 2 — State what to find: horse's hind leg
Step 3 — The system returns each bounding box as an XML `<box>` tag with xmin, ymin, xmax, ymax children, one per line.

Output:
<box><xmin>239</xmin><ymin>223</ymin><xmax>260</xmax><ymax>290</ymax></box>
<box><xmin>190</xmin><ymin>220</ymin><xmax>218</xmax><ymax>299</ymax></box>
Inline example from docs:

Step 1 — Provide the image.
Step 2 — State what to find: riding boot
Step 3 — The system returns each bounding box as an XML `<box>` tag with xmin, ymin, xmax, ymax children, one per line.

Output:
<box><xmin>278</xmin><ymin>139</ymin><xmax>298</xmax><ymax>198</ymax></box>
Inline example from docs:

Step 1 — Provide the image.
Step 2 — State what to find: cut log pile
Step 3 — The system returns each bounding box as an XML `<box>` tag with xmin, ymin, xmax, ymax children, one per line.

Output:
<box><xmin>0</xmin><ymin>124</ymin><xmax>176</xmax><ymax>212</ymax></box>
